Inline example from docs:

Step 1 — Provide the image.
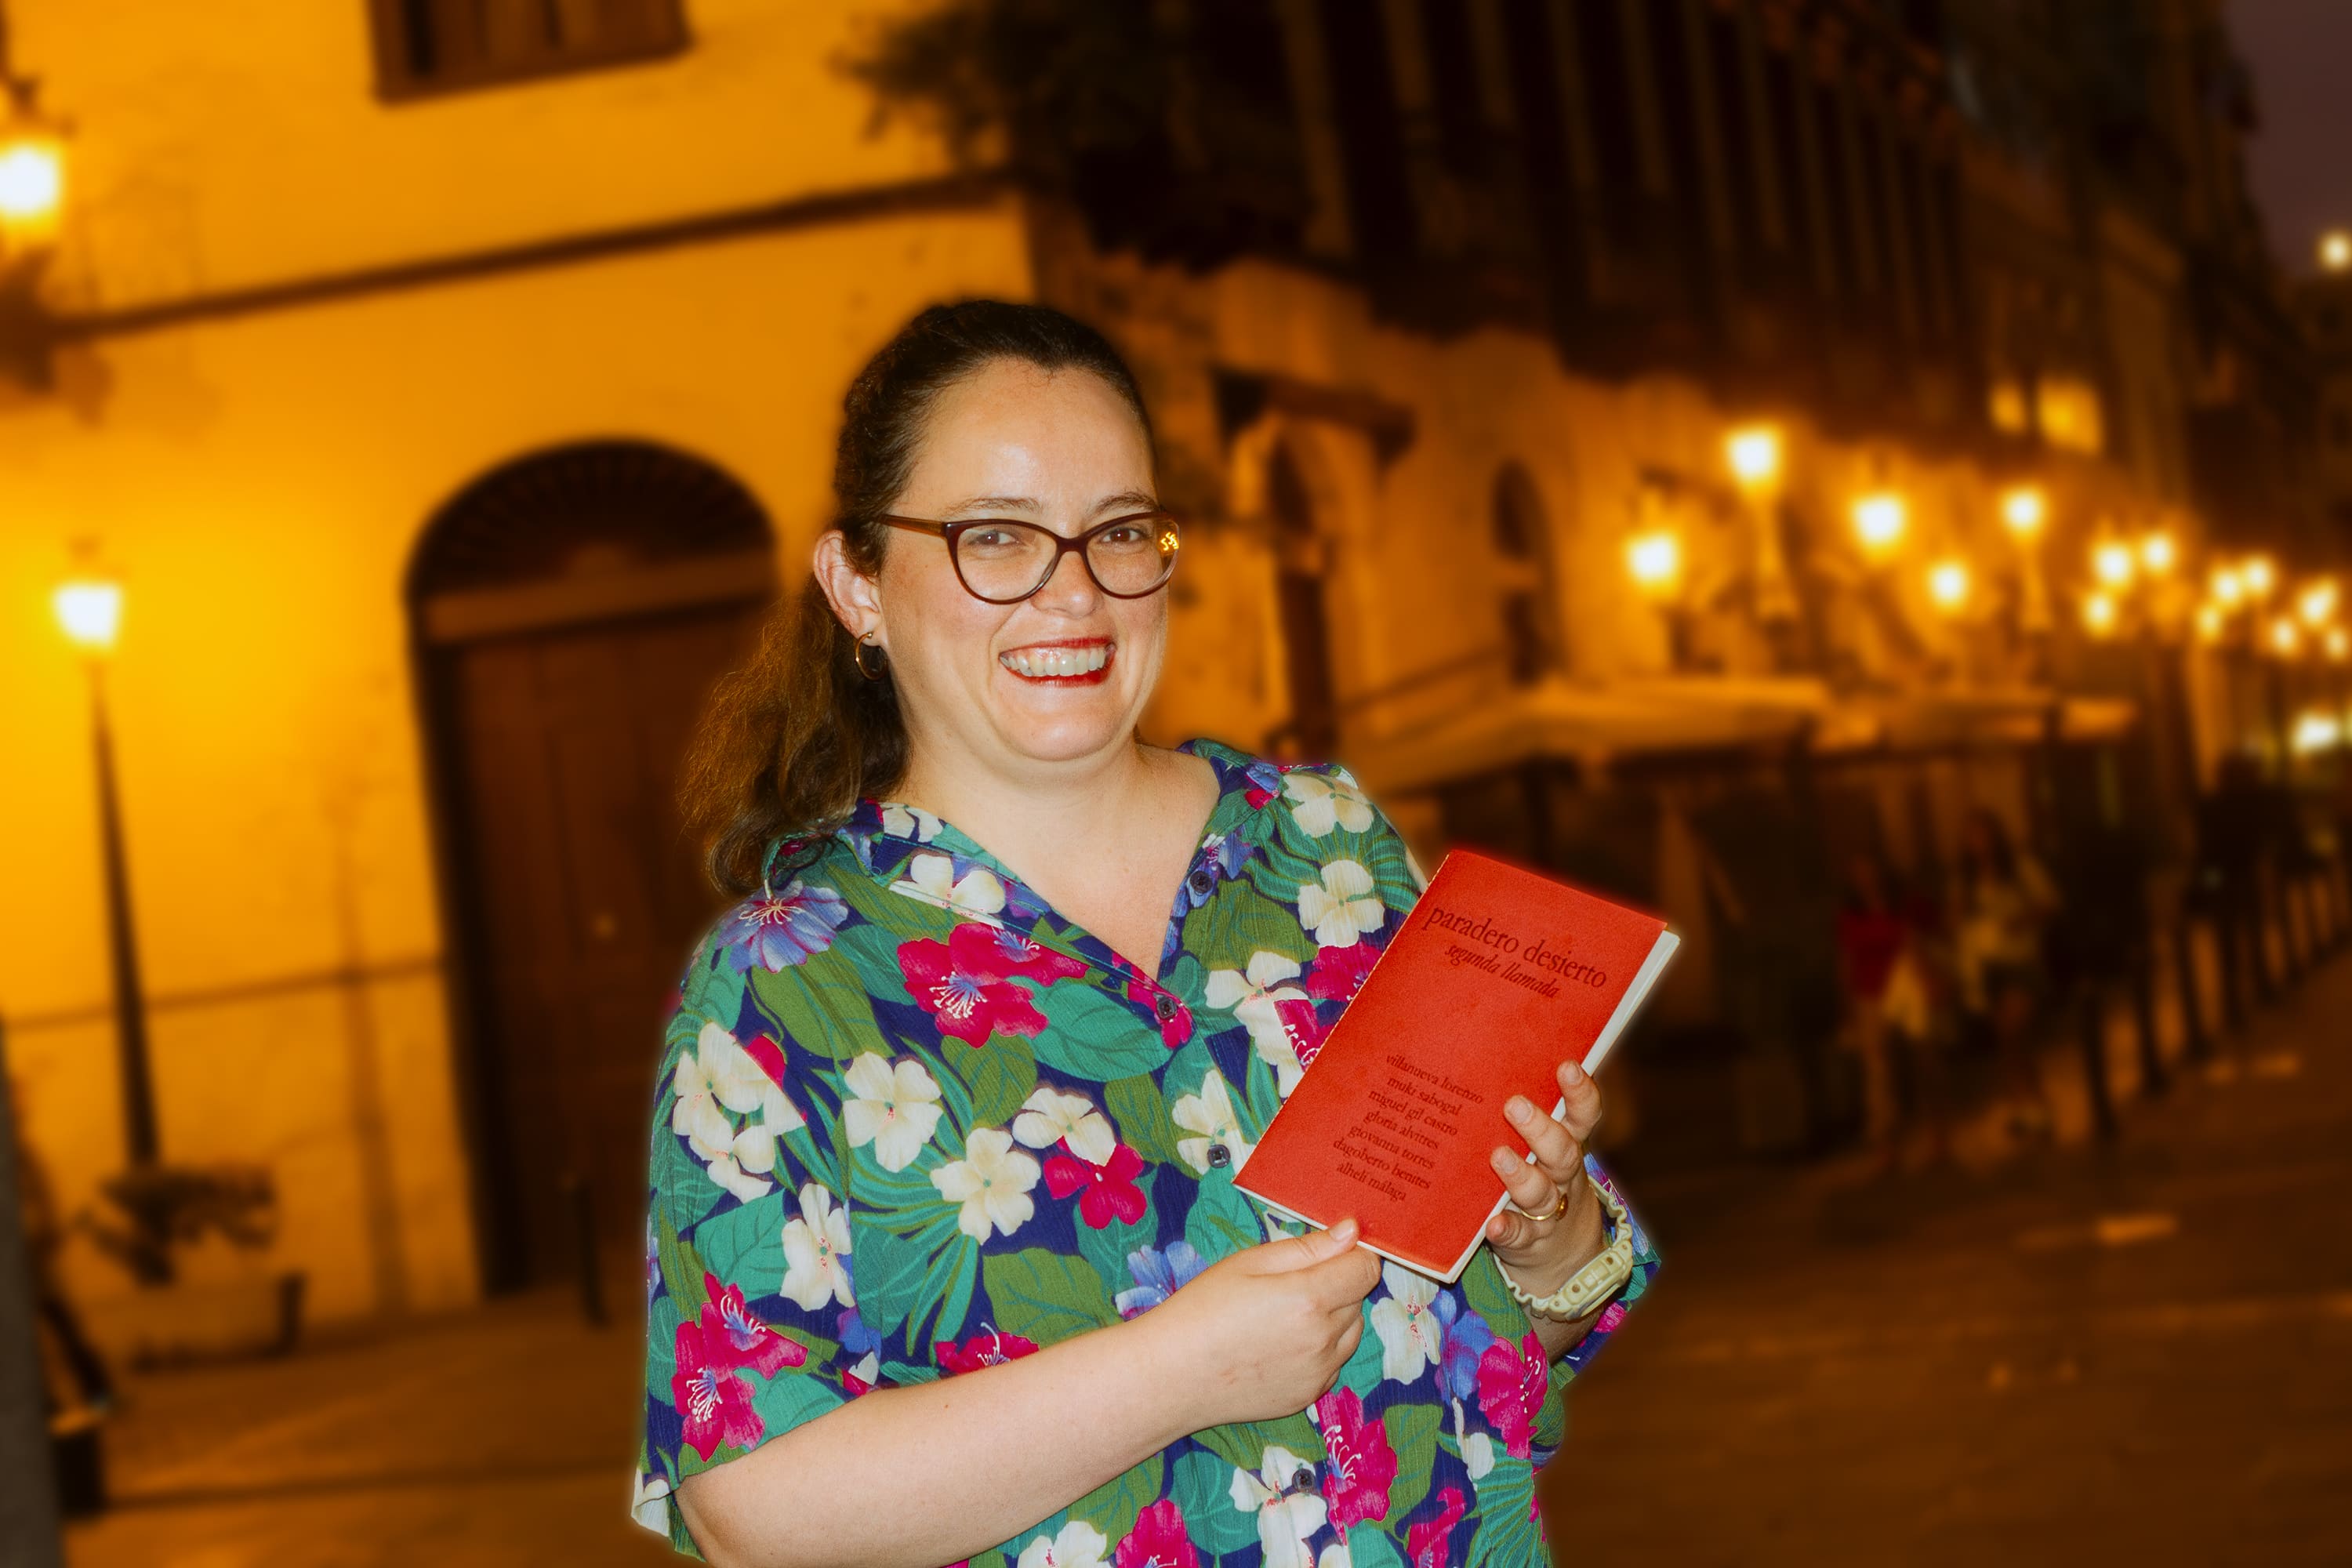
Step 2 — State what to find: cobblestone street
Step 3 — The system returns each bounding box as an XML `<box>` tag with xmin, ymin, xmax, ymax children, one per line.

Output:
<box><xmin>64</xmin><ymin>951</ymin><xmax>2352</xmax><ymax>1567</ymax></box>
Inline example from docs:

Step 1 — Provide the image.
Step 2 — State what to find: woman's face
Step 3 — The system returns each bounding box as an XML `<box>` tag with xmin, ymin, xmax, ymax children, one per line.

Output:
<box><xmin>851</xmin><ymin>358</ymin><xmax>1167</xmax><ymax>779</ymax></box>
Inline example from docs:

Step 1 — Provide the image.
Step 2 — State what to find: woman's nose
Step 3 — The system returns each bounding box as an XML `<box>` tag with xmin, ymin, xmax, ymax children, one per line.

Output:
<box><xmin>1029</xmin><ymin>542</ymin><xmax>1102</xmax><ymax>610</ymax></box>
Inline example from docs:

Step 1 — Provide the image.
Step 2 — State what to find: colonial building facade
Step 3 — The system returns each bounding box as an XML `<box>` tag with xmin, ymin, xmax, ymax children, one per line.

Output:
<box><xmin>0</xmin><ymin>0</ymin><xmax>2323</xmax><ymax>1327</ymax></box>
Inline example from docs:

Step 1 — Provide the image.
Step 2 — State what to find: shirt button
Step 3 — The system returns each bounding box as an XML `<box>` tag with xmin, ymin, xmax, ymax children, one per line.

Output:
<box><xmin>1152</xmin><ymin>993</ymin><xmax>1178</xmax><ymax>1022</ymax></box>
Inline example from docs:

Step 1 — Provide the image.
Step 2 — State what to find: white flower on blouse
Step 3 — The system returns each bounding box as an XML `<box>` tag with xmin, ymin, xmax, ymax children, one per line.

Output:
<box><xmin>673</xmin><ymin>1023</ymin><xmax>805</xmax><ymax>1203</ymax></box>
<box><xmin>881</xmin><ymin>802</ymin><xmax>944</xmax><ymax>842</ymax></box>
<box><xmin>1016</xmin><ymin>1519</ymin><xmax>1109</xmax><ymax>1568</ymax></box>
<box><xmin>1296</xmin><ymin>859</ymin><xmax>1384</xmax><ymax>947</ymax></box>
<box><xmin>893</xmin><ymin>850</ymin><xmax>1007</xmax><ymax>918</ymax></box>
<box><xmin>930</xmin><ymin>1127</ymin><xmax>1042</xmax><ymax>1242</ymax></box>
<box><xmin>1283</xmin><ymin>771</ymin><xmax>1375</xmax><ymax>837</ymax></box>
<box><xmin>1016</xmin><ymin>1523</ymin><xmax>1105</xmax><ymax>1568</ymax></box>
<box><xmin>779</xmin><ymin>1184</ymin><xmax>855</xmax><ymax>1310</ymax></box>
<box><xmin>1229</xmin><ymin>1446</ymin><xmax>1329</xmax><ymax>1568</ymax></box>
<box><xmin>1318</xmin><ymin>1546</ymin><xmax>1352</xmax><ymax>1568</ymax></box>
<box><xmin>1171</xmin><ymin>1069</ymin><xmax>1254</xmax><ymax>1174</ymax></box>
<box><xmin>1450</xmin><ymin>1394</ymin><xmax>1497</xmax><ymax>1481</ymax></box>
<box><xmin>841</xmin><ymin>1053</ymin><xmax>944</xmax><ymax>1173</ymax></box>
<box><xmin>631</xmin><ymin>1474</ymin><xmax>672</xmax><ymax>1534</ymax></box>
<box><xmin>1011</xmin><ymin>1087</ymin><xmax>1117</xmax><ymax>1166</ymax></box>
<box><xmin>1206</xmin><ymin>951</ymin><xmax>1314</xmax><ymax>1096</ymax></box>
<box><xmin>1369</xmin><ymin>1261</ymin><xmax>1444</xmax><ymax>1385</ymax></box>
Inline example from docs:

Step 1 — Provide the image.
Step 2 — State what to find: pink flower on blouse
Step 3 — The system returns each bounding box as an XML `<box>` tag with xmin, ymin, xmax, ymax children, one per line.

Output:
<box><xmin>1312</xmin><ymin>1387</ymin><xmax>1397</xmax><ymax>1528</ymax></box>
<box><xmin>1113</xmin><ymin>1499</ymin><xmax>1200</xmax><ymax>1568</ymax></box>
<box><xmin>1126</xmin><ymin>976</ymin><xmax>1195</xmax><ymax>1048</ymax></box>
<box><xmin>897</xmin><ymin>923</ymin><xmax>1051</xmax><ymax>1045</ymax></box>
<box><xmin>1044</xmin><ymin>1142</ymin><xmax>1149</xmax><ymax>1229</ymax></box>
<box><xmin>934</xmin><ymin>1327</ymin><xmax>1041</xmax><ymax>1375</ymax></box>
<box><xmin>1270</xmin><ymin>997</ymin><xmax>1330</xmax><ymax>1071</ymax></box>
<box><xmin>1475</xmin><ymin>1332</ymin><xmax>1549</xmax><ymax>1458</ymax></box>
<box><xmin>1305</xmin><ymin>940</ymin><xmax>1379</xmax><ymax>1003</ymax></box>
<box><xmin>736</xmin><ymin>1033</ymin><xmax>790</xmax><ymax>1089</ymax></box>
<box><xmin>1406</xmin><ymin>1486</ymin><xmax>1468</xmax><ymax>1568</ymax></box>
<box><xmin>986</xmin><ymin>924</ymin><xmax>1089</xmax><ymax>985</ymax></box>
<box><xmin>697</xmin><ymin>1276</ymin><xmax>808</xmax><ymax>1377</ymax></box>
<box><xmin>670</xmin><ymin>1319</ymin><xmax>764</xmax><ymax>1460</ymax></box>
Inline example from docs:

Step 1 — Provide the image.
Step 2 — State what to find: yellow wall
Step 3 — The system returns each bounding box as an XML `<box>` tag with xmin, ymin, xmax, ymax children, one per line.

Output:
<box><xmin>1</xmin><ymin>201</ymin><xmax>1036</xmax><ymax>1323</ymax></box>
<box><xmin>20</xmin><ymin>0</ymin><xmax>960</xmax><ymax>311</ymax></box>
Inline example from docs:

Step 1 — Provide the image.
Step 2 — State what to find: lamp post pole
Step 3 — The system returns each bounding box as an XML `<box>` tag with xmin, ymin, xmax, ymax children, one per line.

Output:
<box><xmin>85</xmin><ymin>660</ymin><xmax>158</xmax><ymax>1167</ymax></box>
<box><xmin>0</xmin><ymin>1024</ymin><xmax>64</xmax><ymax>1568</ymax></box>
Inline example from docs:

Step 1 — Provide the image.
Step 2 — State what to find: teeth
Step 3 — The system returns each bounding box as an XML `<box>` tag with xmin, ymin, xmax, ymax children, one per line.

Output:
<box><xmin>1000</xmin><ymin>643</ymin><xmax>1111</xmax><ymax>677</ymax></box>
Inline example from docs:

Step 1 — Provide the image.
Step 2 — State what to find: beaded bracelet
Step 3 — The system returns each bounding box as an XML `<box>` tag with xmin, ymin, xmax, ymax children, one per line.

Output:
<box><xmin>1497</xmin><ymin>1171</ymin><xmax>1635</xmax><ymax>1323</ymax></box>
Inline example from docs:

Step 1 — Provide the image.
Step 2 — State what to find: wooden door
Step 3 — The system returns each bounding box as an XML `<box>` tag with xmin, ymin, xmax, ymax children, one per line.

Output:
<box><xmin>443</xmin><ymin>603</ymin><xmax>760</xmax><ymax>1287</ymax></box>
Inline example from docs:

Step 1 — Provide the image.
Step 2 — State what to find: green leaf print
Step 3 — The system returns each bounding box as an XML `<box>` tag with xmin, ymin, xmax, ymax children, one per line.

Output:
<box><xmin>646</xmin><ymin>1294</ymin><xmax>682</xmax><ymax>1393</ymax></box>
<box><xmin>1183</xmin><ymin>1166</ymin><xmax>1265</xmax><ymax>1266</ymax></box>
<box><xmin>1332</xmin><ymin>1308</ymin><xmax>1387</xmax><ymax>1396</ymax></box>
<box><xmin>654</xmin><ymin>1125</ymin><xmax>727</xmax><ymax>1232</ymax></box>
<box><xmin>1073</xmin><ymin>1168</ymin><xmax>1160</xmax><ymax>1294</ymax></box>
<box><xmin>692</xmin><ymin>1196</ymin><xmax>789</xmax><ymax>1294</ymax></box>
<box><xmin>880</xmin><ymin>1360</ymin><xmax>941</xmax><ymax>1385</ymax></box>
<box><xmin>1067</xmin><ymin>1453</ymin><xmax>1164</xmax><ymax>1545</ymax></box>
<box><xmin>750</xmin><ymin>948</ymin><xmax>886</xmax><ymax>1062</ymax></box>
<box><xmin>1192</xmin><ymin>1410</ymin><xmax>1324</xmax><ymax>1473</ymax></box>
<box><xmin>1169</xmin><ymin>1450</ymin><xmax>1258</xmax><ymax>1555</ymax></box>
<box><xmin>1463</xmin><ymin>1454</ymin><xmax>1542</xmax><ymax>1568</ymax></box>
<box><xmin>1104</xmin><ymin>1074</ymin><xmax>1182</xmax><ymax>1167</ymax></box>
<box><xmin>656</xmin><ymin>1211</ymin><xmax>713</xmax><ymax>1315</ymax></box>
<box><xmin>1458</xmin><ymin>1254</ymin><xmax>1530</xmax><ymax>1343</ymax></box>
<box><xmin>829</xmin><ymin>921</ymin><xmax>916</xmax><ymax>1005</ymax></box>
<box><xmin>749</xmin><ymin>1364</ymin><xmax>843</xmax><ymax>1447</ymax></box>
<box><xmin>1032</xmin><ymin>981</ymin><xmax>1167</xmax><ymax>1080</ymax></box>
<box><xmin>851</xmin><ymin>1222</ymin><xmax>931</xmax><ymax>1347</ymax></box>
<box><xmin>1345</xmin><ymin>1524</ymin><xmax>1406</xmax><ymax>1568</ymax></box>
<box><xmin>980</xmin><ymin>1248</ymin><xmax>1120</xmax><ymax>1346</ymax></box>
<box><xmin>675</xmin><ymin>946</ymin><xmax>749</xmax><ymax>1034</ymax></box>
<box><xmin>1183</xmin><ymin>880</ymin><xmax>1319</xmax><ymax>972</ymax></box>
<box><xmin>1381</xmin><ymin>1401</ymin><xmax>1443</xmax><ymax>1526</ymax></box>
<box><xmin>946</xmin><ymin>1032</ymin><xmax>1038</xmax><ymax>1130</ymax></box>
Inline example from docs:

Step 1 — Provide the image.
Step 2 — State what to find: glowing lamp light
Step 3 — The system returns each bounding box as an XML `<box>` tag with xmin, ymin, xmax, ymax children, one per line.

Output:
<box><xmin>2324</xmin><ymin>229</ymin><xmax>2352</xmax><ymax>273</ymax></box>
<box><xmin>2082</xmin><ymin>591</ymin><xmax>2119</xmax><ymax>637</ymax></box>
<box><xmin>2000</xmin><ymin>487</ymin><xmax>2046</xmax><ymax>539</ymax></box>
<box><xmin>1928</xmin><ymin>559</ymin><xmax>1969</xmax><ymax>613</ymax></box>
<box><xmin>2244</xmin><ymin>556</ymin><xmax>2278</xmax><ymax>598</ymax></box>
<box><xmin>2270</xmin><ymin>617</ymin><xmax>2302</xmax><ymax>657</ymax></box>
<box><xmin>1625</xmin><ymin>530</ymin><xmax>1682</xmax><ymax>597</ymax></box>
<box><xmin>2292</xmin><ymin>712</ymin><xmax>2343</xmax><ymax>755</ymax></box>
<box><xmin>2138</xmin><ymin>532</ymin><xmax>2177</xmax><ymax>576</ymax></box>
<box><xmin>2297</xmin><ymin>579</ymin><xmax>2339</xmax><ymax>628</ymax></box>
<box><xmin>1853</xmin><ymin>492</ymin><xmax>1906</xmax><ymax>556</ymax></box>
<box><xmin>2195</xmin><ymin>604</ymin><xmax>2226</xmax><ymax>643</ymax></box>
<box><xmin>53</xmin><ymin>579</ymin><xmax>122</xmax><ymax>652</ymax></box>
<box><xmin>2328</xmin><ymin>626</ymin><xmax>2351</xmax><ymax>662</ymax></box>
<box><xmin>1726</xmin><ymin>426</ymin><xmax>1783</xmax><ymax>491</ymax></box>
<box><xmin>0</xmin><ymin>127</ymin><xmax>64</xmax><ymax>249</ymax></box>
<box><xmin>2211</xmin><ymin>567</ymin><xmax>2245</xmax><ymax>608</ymax></box>
<box><xmin>2092</xmin><ymin>541</ymin><xmax>2136</xmax><ymax>590</ymax></box>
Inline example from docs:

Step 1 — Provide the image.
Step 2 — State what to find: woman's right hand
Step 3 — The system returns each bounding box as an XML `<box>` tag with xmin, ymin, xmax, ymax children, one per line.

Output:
<box><xmin>1135</xmin><ymin>1217</ymin><xmax>1382</xmax><ymax>1431</ymax></box>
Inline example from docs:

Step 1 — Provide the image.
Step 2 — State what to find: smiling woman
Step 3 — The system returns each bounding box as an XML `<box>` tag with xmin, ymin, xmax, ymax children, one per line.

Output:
<box><xmin>640</xmin><ymin>302</ymin><xmax>1659</xmax><ymax>1568</ymax></box>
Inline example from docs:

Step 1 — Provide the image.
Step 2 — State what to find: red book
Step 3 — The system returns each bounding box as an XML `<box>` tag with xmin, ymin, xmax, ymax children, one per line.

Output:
<box><xmin>1235</xmin><ymin>849</ymin><xmax>1679</xmax><ymax>1280</ymax></box>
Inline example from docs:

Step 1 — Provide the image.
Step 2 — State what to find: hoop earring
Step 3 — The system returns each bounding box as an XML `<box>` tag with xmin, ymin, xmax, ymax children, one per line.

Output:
<box><xmin>853</xmin><ymin>637</ymin><xmax>890</xmax><ymax>682</ymax></box>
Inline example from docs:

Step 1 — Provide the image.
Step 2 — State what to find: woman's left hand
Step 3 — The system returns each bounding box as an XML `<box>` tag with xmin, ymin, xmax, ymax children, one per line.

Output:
<box><xmin>1482</xmin><ymin>1058</ymin><xmax>1610</xmax><ymax>1294</ymax></box>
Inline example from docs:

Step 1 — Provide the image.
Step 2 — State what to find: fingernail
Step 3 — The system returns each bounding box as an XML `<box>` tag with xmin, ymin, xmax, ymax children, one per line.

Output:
<box><xmin>1330</xmin><ymin>1217</ymin><xmax>1358</xmax><ymax>1243</ymax></box>
<box><xmin>1508</xmin><ymin>1096</ymin><xmax>1533</xmax><ymax>1121</ymax></box>
<box><xmin>1562</xmin><ymin>1059</ymin><xmax>1586</xmax><ymax>1082</ymax></box>
<box><xmin>1491</xmin><ymin>1149</ymin><xmax>1515</xmax><ymax>1174</ymax></box>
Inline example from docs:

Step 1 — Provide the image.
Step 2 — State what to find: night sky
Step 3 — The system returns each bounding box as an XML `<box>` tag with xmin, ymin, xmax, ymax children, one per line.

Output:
<box><xmin>2231</xmin><ymin>0</ymin><xmax>2352</xmax><ymax>274</ymax></box>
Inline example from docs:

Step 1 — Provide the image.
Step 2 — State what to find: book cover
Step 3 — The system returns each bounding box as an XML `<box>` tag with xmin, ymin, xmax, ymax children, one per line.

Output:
<box><xmin>1234</xmin><ymin>848</ymin><xmax>1678</xmax><ymax>1281</ymax></box>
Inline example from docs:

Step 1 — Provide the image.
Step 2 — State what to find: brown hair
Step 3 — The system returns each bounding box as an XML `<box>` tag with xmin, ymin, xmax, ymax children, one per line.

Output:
<box><xmin>682</xmin><ymin>299</ymin><xmax>1154</xmax><ymax>895</ymax></box>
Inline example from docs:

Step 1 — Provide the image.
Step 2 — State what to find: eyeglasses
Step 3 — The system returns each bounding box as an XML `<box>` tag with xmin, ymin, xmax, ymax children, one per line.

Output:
<box><xmin>878</xmin><ymin>510</ymin><xmax>1182</xmax><ymax>604</ymax></box>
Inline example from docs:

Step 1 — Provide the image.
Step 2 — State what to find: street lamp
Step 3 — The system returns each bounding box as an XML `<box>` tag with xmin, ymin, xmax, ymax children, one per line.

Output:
<box><xmin>53</xmin><ymin>563</ymin><xmax>161</xmax><ymax>1170</ymax></box>
<box><xmin>1726</xmin><ymin>426</ymin><xmax>1782</xmax><ymax>493</ymax></box>
<box><xmin>1927</xmin><ymin>559</ymin><xmax>1969</xmax><ymax>614</ymax></box>
<box><xmin>2324</xmin><ymin>229</ymin><xmax>2352</xmax><ymax>274</ymax></box>
<box><xmin>0</xmin><ymin>83</ymin><xmax>64</xmax><ymax>257</ymax></box>
<box><xmin>2082</xmin><ymin>590</ymin><xmax>2120</xmax><ymax>637</ymax></box>
<box><xmin>2138</xmin><ymin>531</ymin><xmax>2177</xmax><ymax>577</ymax></box>
<box><xmin>2001</xmin><ymin>486</ymin><xmax>2046</xmax><ymax>539</ymax></box>
<box><xmin>2243</xmin><ymin>555</ymin><xmax>2278</xmax><ymax>601</ymax></box>
<box><xmin>2092</xmin><ymin>539</ymin><xmax>2136</xmax><ymax>591</ymax></box>
<box><xmin>1853</xmin><ymin>492</ymin><xmax>1906</xmax><ymax>557</ymax></box>
<box><xmin>2296</xmin><ymin>579</ymin><xmax>2338</xmax><ymax>629</ymax></box>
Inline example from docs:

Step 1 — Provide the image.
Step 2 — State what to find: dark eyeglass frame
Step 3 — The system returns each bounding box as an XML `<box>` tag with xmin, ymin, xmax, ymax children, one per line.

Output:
<box><xmin>877</xmin><ymin>510</ymin><xmax>1182</xmax><ymax>604</ymax></box>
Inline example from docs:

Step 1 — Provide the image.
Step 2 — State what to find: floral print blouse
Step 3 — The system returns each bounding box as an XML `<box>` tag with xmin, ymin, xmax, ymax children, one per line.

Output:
<box><xmin>635</xmin><ymin>739</ymin><xmax>1661</xmax><ymax>1566</ymax></box>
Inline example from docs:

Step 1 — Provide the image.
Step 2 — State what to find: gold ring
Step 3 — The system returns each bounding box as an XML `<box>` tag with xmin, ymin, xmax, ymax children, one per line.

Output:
<box><xmin>1515</xmin><ymin>1187</ymin><xmax>1570</xmax><ymax>1223</ymax></box>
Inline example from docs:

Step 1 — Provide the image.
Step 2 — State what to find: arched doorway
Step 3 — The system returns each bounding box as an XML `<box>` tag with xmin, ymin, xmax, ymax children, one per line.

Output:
<box><xmin>1268</xmin><ymin>439</ymin><xmax>1340</xmax><ymax>757</ymax></box>
<box><xmin>410</xmin><ymin>441</ymin><xmax>777</xmax><ymax>1293</ymax></box>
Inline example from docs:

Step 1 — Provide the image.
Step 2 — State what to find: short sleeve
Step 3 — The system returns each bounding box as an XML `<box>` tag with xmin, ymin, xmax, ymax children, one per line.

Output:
<box><xmin>634</xmin><ymin>926</ymin><xmax>863</xmax><ymax>1558</ymax></box>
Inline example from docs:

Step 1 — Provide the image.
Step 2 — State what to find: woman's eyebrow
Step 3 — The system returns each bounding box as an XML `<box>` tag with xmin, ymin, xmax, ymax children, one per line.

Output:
<box><xmin>940</xmin><ymin>495</ymin><xmax>1042</xmax><ymax>517</ymax></box>
<box><xmin>1093</xmin><ymin>490</ymin><xmax>1162</xmax><ymax>514</ymax></box>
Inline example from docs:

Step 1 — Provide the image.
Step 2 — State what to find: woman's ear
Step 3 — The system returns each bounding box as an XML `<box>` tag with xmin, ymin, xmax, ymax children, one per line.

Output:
<box><xmin>813</xmin><ymin>531</ymin><xmax>884</xmax><ymax>647</ymax></box>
